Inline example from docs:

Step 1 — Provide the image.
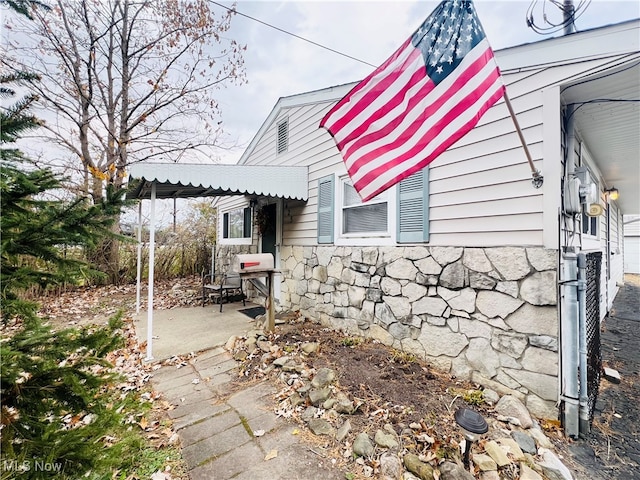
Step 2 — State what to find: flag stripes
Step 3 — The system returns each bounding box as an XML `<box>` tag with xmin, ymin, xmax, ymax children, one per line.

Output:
<box><xmin>320</xmin><ymin>0</ymin><xmax>505</xmax><ymax>202</ymax></box>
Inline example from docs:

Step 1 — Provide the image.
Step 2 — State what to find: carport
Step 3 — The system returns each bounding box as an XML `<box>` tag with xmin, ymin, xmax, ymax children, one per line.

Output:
<box><xmin>126</xmin><ymin>162</ymin><xmax>308</xmax><ymax>360</ymax></box>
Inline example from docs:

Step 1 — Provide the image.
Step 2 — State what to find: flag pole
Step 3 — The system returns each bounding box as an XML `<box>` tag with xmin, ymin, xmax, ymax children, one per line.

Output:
<box><xmin>503</xmin><ymin>91</ymin><xmax>544</xmax><ymax>188</ymax></box>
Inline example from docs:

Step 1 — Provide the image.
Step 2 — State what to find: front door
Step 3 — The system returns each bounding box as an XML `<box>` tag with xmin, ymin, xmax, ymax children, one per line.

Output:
<box><xmin>260</xmin><ymin>202</ymin><xmax>280</xmax><ymax>300</ymax></box>
<box><xmin>261</xmin><ymin>203</ymin><xmax>277</xmax><ymax>259</ymax></box>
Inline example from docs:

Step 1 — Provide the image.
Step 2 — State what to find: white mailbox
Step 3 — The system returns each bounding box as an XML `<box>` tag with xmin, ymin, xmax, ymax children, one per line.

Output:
<box><xmin>233</xmin><ymin>253</ymin><xmax>275</xmax><ymax>273</ymax></box>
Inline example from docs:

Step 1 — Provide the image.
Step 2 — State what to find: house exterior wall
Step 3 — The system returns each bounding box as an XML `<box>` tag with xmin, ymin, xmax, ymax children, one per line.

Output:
<box><xmin>214</xmin><ymin>27</ymin><xmax>635</xmax><ymax>420</ymax></box>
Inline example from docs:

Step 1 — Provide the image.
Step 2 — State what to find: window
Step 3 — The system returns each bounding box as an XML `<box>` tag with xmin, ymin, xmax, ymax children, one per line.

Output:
<box><xmin>341</xmin><ymin>178</ymin><xmax>388</xmax><ymax>235</ymax></box>
<box><xmin>276</xmin><ymin>117</ymin><xmax>288</xmax><ymax>155</ymax></box>
<box><xmin>317</xmin><ymin>170</ymin><xmax>429</xmax><ymax>245</ymax></box>
<box><xmin>579</xmin><ymin>161</ymin><xmax>599</xmax><ymax>238</ymax></box>
<box><xmin>223</xmin><ymin>207</ymin><xmax>252</xmax><ymax>239</ymax></box>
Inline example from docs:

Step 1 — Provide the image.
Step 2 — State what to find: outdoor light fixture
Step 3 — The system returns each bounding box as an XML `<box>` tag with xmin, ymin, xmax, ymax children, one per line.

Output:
<box><xmin>454</xmin><ymin>408</ymin><xmax>488</xmax><ymax>469</ymax></box>
<box><xmin>605</xmin><ymin>187</ymin><xmax>619</xmax><ymax>201</ymax></box>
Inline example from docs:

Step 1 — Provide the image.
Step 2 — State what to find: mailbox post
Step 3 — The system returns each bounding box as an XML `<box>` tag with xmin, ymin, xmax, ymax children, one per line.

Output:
<box><xmin>233</xmin><ymin>254</ymin><xmax>278</xmax><ymax>332</ymax></box>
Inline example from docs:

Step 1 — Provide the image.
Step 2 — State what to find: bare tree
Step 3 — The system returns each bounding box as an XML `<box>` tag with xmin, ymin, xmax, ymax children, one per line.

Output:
<box><xmin>3</xmin><ymin>0</ymin><xmax>245</xmax><ymax>281</ymax></box>
<box><xmin>4</xmin><ymin>0</ymin><xmax>246</xmax><ymax>201</ymax></box>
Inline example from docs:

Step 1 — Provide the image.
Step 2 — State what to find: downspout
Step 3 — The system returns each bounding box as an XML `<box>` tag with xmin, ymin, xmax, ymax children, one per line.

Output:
<box><xmin>577</xmin><ymin>252</ymin><xmax>590</xmax><ymax>435</ymax></box>
<box><xmin>561</xmin><ymin>253</ymin><xmax>580</xmax><ymax>438</ymax></box>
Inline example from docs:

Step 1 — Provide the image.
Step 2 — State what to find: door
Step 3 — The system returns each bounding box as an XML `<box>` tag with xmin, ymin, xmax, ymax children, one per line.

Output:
<box><xmin>260</xmin><ymin>202</ymin><xmax>281</xmax><ymax>300</ymax></box>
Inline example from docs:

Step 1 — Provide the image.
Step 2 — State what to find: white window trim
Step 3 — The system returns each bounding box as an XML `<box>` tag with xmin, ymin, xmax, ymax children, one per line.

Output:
<box><xmin>219</xmin><ymin>206</ymin><xmax>253</xmax><ymax>246</ymax></box>
<box><xmin>334</xmin><ymin>175</ymin><xmax>397</xmax><ymax>246</ymax></box>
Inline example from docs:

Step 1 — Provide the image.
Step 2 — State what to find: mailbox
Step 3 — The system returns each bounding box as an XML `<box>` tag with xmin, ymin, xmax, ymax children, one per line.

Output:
<box><xmin>233</xmin><ymin>253</ymin><xmax>275</xmax><ymax>273</ymax></box>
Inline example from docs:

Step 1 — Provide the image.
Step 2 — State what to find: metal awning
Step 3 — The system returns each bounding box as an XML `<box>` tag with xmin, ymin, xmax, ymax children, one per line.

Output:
<box><xmin>127</xmin><ymin>162</ymin><xmax>308</xmax><ymax>361</ymax></box>
<box><xmin>126</xmin><ymin>162</ymin><xmax>308</xmax><ymax>201</ymax></box>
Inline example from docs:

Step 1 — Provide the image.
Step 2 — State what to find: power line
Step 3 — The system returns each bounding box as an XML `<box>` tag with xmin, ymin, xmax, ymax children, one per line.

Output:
<box><xmin>209</xmin><ymin>1</ymin><xmax>377</xmax><ymax>68</ymax></box>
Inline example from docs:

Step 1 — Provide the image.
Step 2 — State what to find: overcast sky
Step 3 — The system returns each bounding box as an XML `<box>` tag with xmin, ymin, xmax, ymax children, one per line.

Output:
<box><xmin>211</xmin><ymin>0</ymin><xmax>639</xmax><ymax>164</ymax></box>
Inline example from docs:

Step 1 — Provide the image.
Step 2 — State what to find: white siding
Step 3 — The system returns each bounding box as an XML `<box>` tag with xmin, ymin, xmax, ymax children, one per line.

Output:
<box><xmin>236</xmin><ymin>46</ymin><xmax>633</xmax><ymax>248</ymax></box>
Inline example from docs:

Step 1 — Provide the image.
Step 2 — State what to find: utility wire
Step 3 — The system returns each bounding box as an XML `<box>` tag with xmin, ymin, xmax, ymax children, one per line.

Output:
<box><xmin>209</xmin><ymin>1</ymin><xmax>378</xmax><ymax>68</ymax></box>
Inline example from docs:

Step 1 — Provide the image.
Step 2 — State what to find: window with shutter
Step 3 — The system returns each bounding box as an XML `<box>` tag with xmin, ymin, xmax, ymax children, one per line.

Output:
<box><xmin>317</xmin><ymin>175</ymin><xmax>334</xmax><ymax>244</ymax></box>
<box><xmin>276</xmin><ymin>118</ymin><xmax>288</xmax><ymax>155</ymax></box>
<box><xmin>397</xmin><ymin>168</ymin><xmax>429</xmax><ymax>243</ymax></box>
<box><xmin>223</xmin><ymin>207</ymin><xmax>252</xmax><ymax>239</ymax></box>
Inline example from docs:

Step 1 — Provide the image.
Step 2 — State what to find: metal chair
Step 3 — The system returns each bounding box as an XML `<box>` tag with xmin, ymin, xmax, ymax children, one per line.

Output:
<box><xmin>202</xmin><ymin>272</ymin><xmax>245</xmax><ymax>312</ymax></box>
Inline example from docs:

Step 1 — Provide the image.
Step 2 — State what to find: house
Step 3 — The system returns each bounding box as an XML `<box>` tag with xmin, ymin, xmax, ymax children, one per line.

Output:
<box><xmin>624</xmin><ymin>215</ymin><xmax>640</xmax><ymax>274</ymax></box>
<box><xmin>154</xmin><ymin>20</ymin><xmax>639</xmax><ymax>433</ymax></box>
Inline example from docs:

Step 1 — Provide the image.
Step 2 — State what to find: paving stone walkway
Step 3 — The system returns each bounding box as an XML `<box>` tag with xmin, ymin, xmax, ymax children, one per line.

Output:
<box><xmin>150</xmin><ymin>346</ymin><xmax>344</xmax><ymax>480</ymax></box>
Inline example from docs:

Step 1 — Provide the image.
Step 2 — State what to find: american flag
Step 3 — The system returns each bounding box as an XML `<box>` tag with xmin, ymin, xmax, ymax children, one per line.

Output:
<box><xmin>320</xmin><ymin>0</ymin><xmax>505</xmax><ymax>202</ymax></box>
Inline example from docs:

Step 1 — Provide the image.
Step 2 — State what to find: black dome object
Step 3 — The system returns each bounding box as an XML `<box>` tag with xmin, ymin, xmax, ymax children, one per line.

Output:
<box><xmin>454</xmin><ymin>408</ymin><xmax>488</xmax><ymax>434</ymax></box>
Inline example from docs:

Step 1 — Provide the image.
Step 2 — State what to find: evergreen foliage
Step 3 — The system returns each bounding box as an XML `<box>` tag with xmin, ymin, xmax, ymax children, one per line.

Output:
<box><xmin>0</xmin><ymin>24</ymin><xmax>145</xmax><ymax>478</ymax></box>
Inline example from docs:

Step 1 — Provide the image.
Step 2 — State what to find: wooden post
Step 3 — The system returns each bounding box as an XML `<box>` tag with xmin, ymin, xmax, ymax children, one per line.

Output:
<box><xmin>267</xmin><ymin>271</ymin><xmax>275</xmax><ymax>332</ymax></box>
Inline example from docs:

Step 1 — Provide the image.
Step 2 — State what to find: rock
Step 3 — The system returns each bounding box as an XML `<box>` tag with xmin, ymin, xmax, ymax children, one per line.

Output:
<box><xmin>301</xmin><ymin>342</ymin><xmax>319</xmax><ymax>355</ymax></box>
<box><xmin>496</xmin><ymin>437</ymin><xmax>525</xmax><ymax>461</ymax></box>
<box><xmin>511</xmin><ymin>431</ymin><xmax>537</xmax><ymax>455</ymax></box>
<box><xmin>336</xmin><ymin>419</ymin><xmax>351</xmax><ymax>442</ymax></box>
<box><xmin>334</xmin><ymin>392</ymin><xmax>355</xmax><ymax>414</ymax></box>
<box><xmin>440</xmin><ymin>261</ymin><xmax>467</xmax><ymax>289</ymax></box>
<box><xmin>479</xmin><ymin>471</ymin><xmax>500</xmax><ymax>480</ymax></box>
<box><xmin>528</xmin><ymin>428</ymin><xmax>553</xmax><ymax>449</ymax></box>
<box><xmin>495</xmin><ymin>395</ymin><xmax>533</xmax><ymax>429</ymax></box>
<box><xmin>374</xmin><ymin>429</ymin><xmax>399</xmax><ymax>449</ymax></box>
<box><xmin>520</xmin><ymin>271</ymin><xmax>557</xmax><ymax>305</ymax></box>
<box><xmin>603</xmin><ymin>367</ymin><xmax>621</xmax><ymax>384</ymax></box>
<box><xmin>403</xmin><ymin>453</ymin><xmax>435</xmax><ymax>480</ymax></box>
<box><xmin>520</xmin><ymin>463</ymin><xmax>544</xmax><ymax>480</ymax></box>
<box><xmin>288</xmin><ymin>392</ymin><xmax>304</xmax><ymax>407</ymax></box>
<box><xmin>439</xmin><ymin>461</ymin><xmax>474</xmax><ymax>479</ymax></box>
<box><xmin>380</xmin><ymin>452</ymin><xmax>403</xmax><ymax>479</ymax></box>
<box><xmin>300</xmin><ymin>406</ymin><xmax>318</xmax><ymax>423</ymax></box>
<box><xmin>273</xmin><ymin>356</ymin><xmax>293</xmax><ymax>367</ymax></box>
<box><xmin>483</xmin><ymin>389</ymin><xmax>500</xmax><ymax>405</ymax></box>
<box><xmin>472</xmin><ymin>453</ymin><xmax>497</xmax><ymax>471</ymax></box>
<box><xmin>311</xmin><ymin>367</ymin><xmax>336</xmax><ymax>388</ymax></box>
<box><xmin>353</xmin><ymin>432</ymin><xmax>375</xmax><ymax>458</ymax></box>
<box><xmin>308</xmin><ymin>387</ymin><xmax>331</xmax><ymax>406</ymax></box>
<box><xmin>484</xmin><ymin>440</ymin><xmax>512</xmax><ymax>467</ymax></box>
<box><xmin>403</xmin><ymin>473</ymin><xmax>420</xmax><ymax>480</ymax></box>
<box><xmin>225</xmin><ymin>335</ymin><xmax>238</xmax><ymax>350</ymax></box>
<box><xmin>322</xmin><ymin>398</ymin><xmax>336</xmax><ymax>410</ymax></box>
<box><xmin>538</xmin><ymin>448</ymin><xmax>574</xmax><ymax>480</ymax></box>
<box><xmin>257</xmin><ymin>340</ymin><xmax>272</xmax><ymax>352</ymax></box>
<box><xmin>307</xmin><ymin>418</ymin><xmax>334</xmax><ymax>436</ymax></box>
<box><xmin>233</xmin><ymin>350</ymin><xmax>248</xmax><ymax>361</ymax></box>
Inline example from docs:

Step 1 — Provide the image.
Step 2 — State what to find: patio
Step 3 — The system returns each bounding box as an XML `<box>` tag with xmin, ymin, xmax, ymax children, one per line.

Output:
<box><xmin>133</xmin><ymin>301</ymin><xmax>262</xmax><ymax>361</ymax></box>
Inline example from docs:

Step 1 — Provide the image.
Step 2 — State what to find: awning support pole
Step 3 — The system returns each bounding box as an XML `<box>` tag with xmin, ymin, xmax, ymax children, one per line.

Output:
<box><xmin>136</xmin><ymin>201</ymin><xmax>142</xmax><ymax>314</ymax></box>
<box><xmin>145</xmin><ymin>182</ymin><xmax>156</xmax><ymax>361</ymax></box>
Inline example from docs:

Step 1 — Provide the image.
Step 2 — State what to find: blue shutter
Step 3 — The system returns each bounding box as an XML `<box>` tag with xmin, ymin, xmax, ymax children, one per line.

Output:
<box><xmin>317</xmin><ymin>174</ymin><xmax>334</xmax><ymax>244</ymax></box>
<box><xmin>397</xmin><ymin>168</ymin><xmax>429</xmax><ymax>243</ymax></box>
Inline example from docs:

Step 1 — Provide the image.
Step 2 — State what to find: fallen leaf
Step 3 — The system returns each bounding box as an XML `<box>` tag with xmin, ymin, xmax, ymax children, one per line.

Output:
<box><xmin>291</xmin><ymin>428</ymin><xmax>300</xmax><ymax>435</ymax></box>
<box><xmin>264</xmin><ymin>449</ymin><xmax>278</xmax><ymax>461</ymax></box>
<box><xmin>139</xmin><ymin>417</ymin><xmax>149</xmax><ymax>429</ymax></box>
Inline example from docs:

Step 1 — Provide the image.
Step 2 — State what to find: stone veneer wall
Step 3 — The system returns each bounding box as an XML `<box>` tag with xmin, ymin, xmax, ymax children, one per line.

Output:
<box><xmin>278</xmin><ymin>245</ymin><xmax>559</xmax><ymax>419</ymax></box>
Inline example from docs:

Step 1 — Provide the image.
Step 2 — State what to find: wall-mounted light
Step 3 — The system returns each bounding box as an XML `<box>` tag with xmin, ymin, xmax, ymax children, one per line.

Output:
<box><xmin>605</xmin><ymin>187</ymin><xmax>619</xmax><ymax>201</ymax></box>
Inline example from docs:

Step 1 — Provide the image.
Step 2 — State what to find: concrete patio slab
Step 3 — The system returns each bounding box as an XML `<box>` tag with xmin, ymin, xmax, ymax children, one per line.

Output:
<box><xmin>133</xmin><ymin>302</ymin><xmax>258</xmax><ymax>360</ymax></box>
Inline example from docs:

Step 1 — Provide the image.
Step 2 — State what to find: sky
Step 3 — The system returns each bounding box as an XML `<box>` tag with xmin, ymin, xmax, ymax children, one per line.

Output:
<box><xmin>210</xmin><ymin>0</ymin><xmax>640</xmax><ymax>164</ymax></box>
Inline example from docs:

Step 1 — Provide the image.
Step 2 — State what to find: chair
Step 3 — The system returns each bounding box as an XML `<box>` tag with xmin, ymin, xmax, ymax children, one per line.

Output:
<box><xmin>202</xmin><ymin>271</ymin><xmax>245</xmax><ymax>312</ymax></box>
